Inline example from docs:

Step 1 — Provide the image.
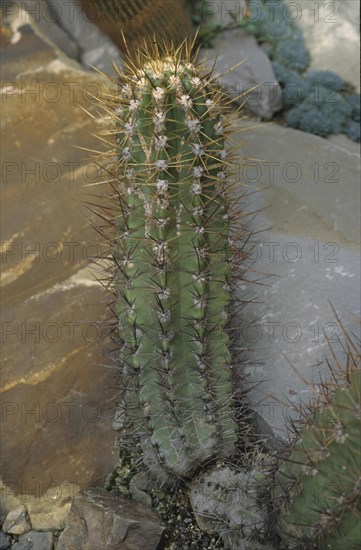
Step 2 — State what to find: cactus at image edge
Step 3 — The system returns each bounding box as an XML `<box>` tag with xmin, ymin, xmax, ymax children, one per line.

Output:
<box><xmin>102</xmin><ymin>42</ymin><xmax>247</xmax><ymax>481</ymax></box>
<box><xmin>274</xmin><ymin>365</ymin><xmax>361</xmax><ymax>549</ymax></box>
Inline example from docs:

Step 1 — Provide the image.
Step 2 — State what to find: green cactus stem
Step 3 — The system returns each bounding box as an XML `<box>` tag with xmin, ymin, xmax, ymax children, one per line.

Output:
<box><xmin>95</xmin><ymin>41</ymin><xmax>250</xmax><ymax>482</ymax></box>
<box><xmin>274</xmin><ymin>350</ymin><xmax>361</xmax><ymax>549</ymax></box>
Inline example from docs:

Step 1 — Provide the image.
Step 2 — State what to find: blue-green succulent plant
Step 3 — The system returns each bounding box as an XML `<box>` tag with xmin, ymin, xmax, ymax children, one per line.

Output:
<box><xmin>345</xmin><ymin>95</ymin><xmax>361</xmax><ymax>122</ymax></box>
<box><xmin>343</xmin><ymin>120</ymin><xmax>361</xmax><ymax>142</ymax></box>
<box><xmin>305</xmin><ymin>70</ymin><xmax>344</xmax><ymax>92</ymax></box>
<box><xmin>242</xmin><ymin>0</ymin><xmax>361</xmax><ymax>142</ymax></box>
<box><xmin>274</xmin><ymin>38</ymin><xmax>310</xmax><ymax>73</ymax></box>
<box><xmin>298</xmin><ymin>110</ymin><xmax>333</xmax><ymax>138</ymax></box>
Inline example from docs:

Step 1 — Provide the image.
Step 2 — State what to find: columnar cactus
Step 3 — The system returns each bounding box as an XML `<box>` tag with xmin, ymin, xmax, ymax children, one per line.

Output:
<box><xmin>274</xmin><ymin>363</ymin><xmax>361</xmax><ymax>549</ymax></box>
<box><xmin>79</xmin><ymin>0</ymin><xmax>194</xmax><ymax>57</ymax></box>
<box><xmin>100</xmin><ymin>42</ymin><xmax>248</xmax><ymax>481</ymax></box>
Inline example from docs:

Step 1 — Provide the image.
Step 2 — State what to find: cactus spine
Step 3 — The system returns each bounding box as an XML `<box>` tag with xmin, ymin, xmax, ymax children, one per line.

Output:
<box><xmin>99</xmin><ymin>42</ymin><xmax>247</xmax><ymax>481</ymax></box>
<box><xmin>274</xmin><ymin>337</ymin><xmax>361</xmax><ymax>549</ymax></box>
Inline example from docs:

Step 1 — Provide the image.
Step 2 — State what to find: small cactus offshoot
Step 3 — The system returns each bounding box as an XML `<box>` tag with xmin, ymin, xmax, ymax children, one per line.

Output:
<box><xmin>273</xmin><ymin>319</ymin><xmax>361</xmax><ymax>549</ymax></box>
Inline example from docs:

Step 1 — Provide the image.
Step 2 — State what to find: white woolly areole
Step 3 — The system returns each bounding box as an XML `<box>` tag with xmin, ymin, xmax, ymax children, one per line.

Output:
<box><xmin>152</xmin><ymin>87</ymin><xmax>166</xmax><ymax>102</ymax></box>
<box><xmin>156</xmin><ymin>179</ymin><xmax>169</xmax><ymax>193</ymax></box>
<box><xmin>155</xmin><ymin>160</ymin><xmax>168</xmax><ymax>170</ymax></box>
<box><xmin>154</xmin><ymin>136</ymin><xmax>168</xmax><ymax>151</ymax></box>
<box><xmin>193</xmin><ymin>166</ymin><xmax>203</xmax><ymax>178</ymax></box>
<box><xmin>143</xmin><ymin>59</ymin><xmax>196</xmax><ymax>77</ymax></box>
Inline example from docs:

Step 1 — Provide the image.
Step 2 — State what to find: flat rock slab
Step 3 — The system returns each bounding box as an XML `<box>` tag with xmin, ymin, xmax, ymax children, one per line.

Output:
<box><xmin>328</xmin><ymin>134</ymin><xmax>361</xmax><ymax>156</ymax></box>
<box><xmin>199</xmin><ymin>28</ymin><xmax>283</xmax><ymax>119</ymax></box>
<box><xmin>232</xmin><ymin>121</ymin><xmax>360</xmax><ymax>441</ymax></box>
<box><xmin>57</xmin><ymin>488</ymin><xmax>165</xmax><ymax>550</ymax></box>
<box><xmin>1</xmin><ymin>19</ymin><xmax>117</xmax><ymax>529</ymax></box>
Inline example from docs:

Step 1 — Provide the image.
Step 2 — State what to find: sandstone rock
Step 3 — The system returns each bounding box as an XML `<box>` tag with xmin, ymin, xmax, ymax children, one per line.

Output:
<box><xmin>231</xmin><ymin>121</ymin><xmax>360</xmax><ymax>442</ymax></box>
<box><xmin>1</xmin><ymin>16</ymin><xmax>117</xmax><ymax>530</ymax></box>
<box><xmin>11</xmin><ymin>531</ymin><xmax>53</xmax><ymax>550</ymax></box>
<box><xmin>199</xmin><ymin>29</ymin><xmax>283</xmax><ymax>119</ymax></box>
<box><xmin>8</xmin><ymin>0</ymin><xmax>79</xmax><ymax>61</ymax></box>
<box><xmin>4</xmin><ymin>1</ymin><xmax>84</xmax><ymax>77</ymax></box>
<box><xmin>2</xmin><ymin>506</ymin><xmax>31</xmax><ymax>535</ymax></box>
<box><xmin>57</xmin><ymin>488</ymin><xmax>165</xmax><ymax>550</ymax></box>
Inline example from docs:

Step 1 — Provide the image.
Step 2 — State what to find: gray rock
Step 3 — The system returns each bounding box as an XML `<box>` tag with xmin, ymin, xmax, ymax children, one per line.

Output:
<box><xmin>57</xmin><ymin>488</ymin><xmax>165</xmax><ymax>550</ymax></box>
<box><xmin>11</xmin><ymin>531</ymin><xmax>53</xmax><ymax>550</ymax></box>
<box><xmin>231</xmin><ymin>121</ymin><xmax>360</xmax><ymax>442</ymax></box>
<box><xmin>12</xmin><ymin>0</ymin><xmax>79</xmax><ymax>61</ymax></box>
<box><xmin>2</xmin><ymin>506</ymin><xmax>31</xmax><ymax>535</ymax></box>
<box><xmin>112</xmin><ymin>404</ymin><xmax>126</xmax><ymax>430</ymax></box>
<box><xmin>47</xmin><ymin>0</ymin><xmax>123</xmax><ymax>74</ymax></box>
<box><xmin>189</xmin><ymin>467</ymin><xmax>272</xmax><ymax>549</ymax></box>
<box><xmin>199</xmin><ymin>29</ymin><xmax>283</xmax><ymax>119</ymax></box>
<box><xmin>129</xmin><ymin>473</ymin><xmax>153</xmax><ymax>507</ymax></box>
<box><xmin>0</xmin><ymin>531</ymin><xmax>11</xmax><ymax>550</ymax></box>
<box><xmin>285</xmin><ymin>0</ymin><xmax>360</xmax><ymax>92</ymax></box>
<box><xmin>250</xmin><ymin>410</ymin><xmax>285</xmax><ymax>451</ymax></box>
